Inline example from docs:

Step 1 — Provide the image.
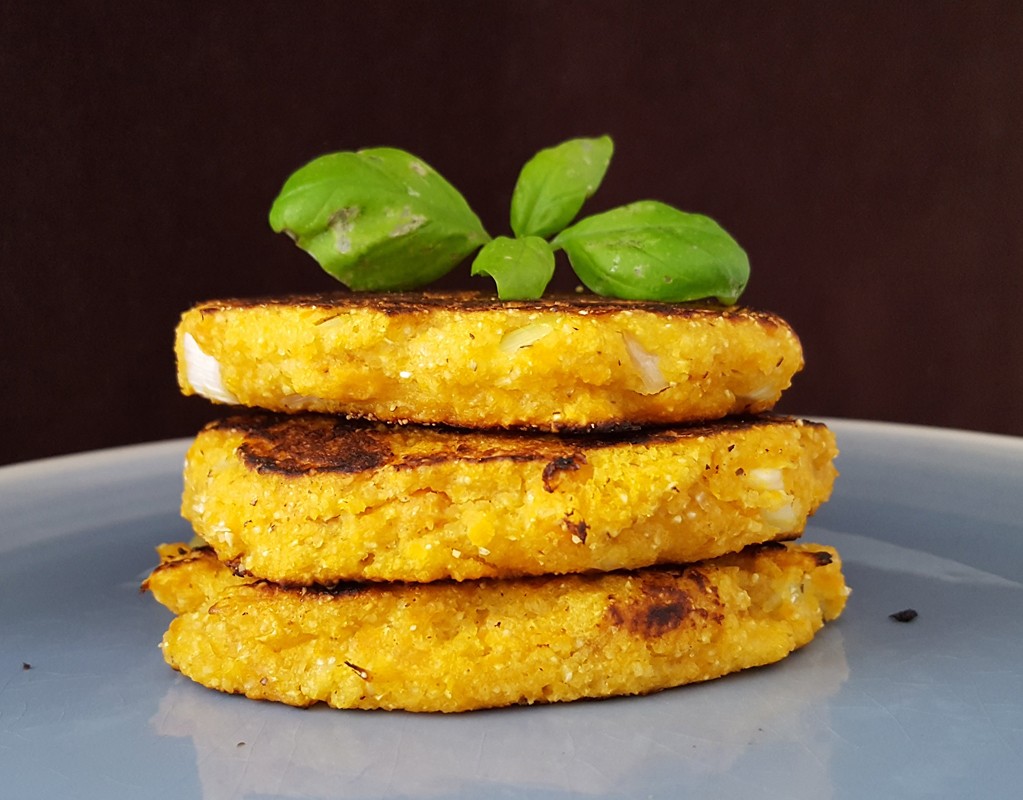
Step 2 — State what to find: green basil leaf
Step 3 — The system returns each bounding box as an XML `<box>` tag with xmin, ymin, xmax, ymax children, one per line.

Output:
<box><xmin>470</xmin><ymin>235</ymin><xmax>555</xmax><ymax>300</ymax></box>
<box><xmin>269</xmin><ymin>148</ymin><xmax>490</xmax><ymax>290</ymax></box>
<box><xmin>552</xmin><ymin>201</ymin><xmax>750</xmax><ymax>304</ymax></box>
<box><xmin>510</xmin><ymin>136</ymin><xmax>614</xmax><ymax>239</ymax></box>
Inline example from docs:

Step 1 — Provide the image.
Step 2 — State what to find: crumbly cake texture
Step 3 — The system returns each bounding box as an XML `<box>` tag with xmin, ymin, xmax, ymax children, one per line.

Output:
<box><xmin>175</xmin><ymin>292</ymin><xmax>803</xmax><ymax>431</ymax></box>
<box><xmin>182</xmin><ymin>413</ymin><xmax>837</xmax><ymax>584</ymax></box>
<box><xmin>143</xmin><ymin>541</ymin><xmax>848</xmax><ymax>713</ymax></box>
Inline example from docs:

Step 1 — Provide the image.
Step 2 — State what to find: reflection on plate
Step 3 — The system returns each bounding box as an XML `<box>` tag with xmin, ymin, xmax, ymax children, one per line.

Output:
<box><xmin>1</xmin><ymin>420</ymin><xmax>1022</xmax><ymax>799</ymax></box>
<box><xmin>150</xmin><ymin>634</ymin><xmax>848</xmax><ymax>798</ymax></box>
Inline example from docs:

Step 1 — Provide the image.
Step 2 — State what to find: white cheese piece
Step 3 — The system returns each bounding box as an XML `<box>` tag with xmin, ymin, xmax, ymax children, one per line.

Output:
<box><xmin>622</xmin><ymin>331</ymin><xmax>669</xmax><ymax>395</ymax></box>
<box><xmin>737</xmin><ymin>382</ymin><xmax>779</xmax><ymax>404</ymax></box>
<box><xmin>499</xmin><ymin>323</ymin><xmax>553</xmax><ymax>354</ymax></box>
<box><xmin>762</xmin><ymin>497</ymin><xmax>800</xmax><ymax>530</ymax></box>
<box><xmin>181</xmin><ymin>333</ymin><xmax>239</xmax><ymax>404</ymax></box>
<box><xmin>748</xmin><ymin>467</ymin><xmax>785</xmax><ymax>491</ymax></box>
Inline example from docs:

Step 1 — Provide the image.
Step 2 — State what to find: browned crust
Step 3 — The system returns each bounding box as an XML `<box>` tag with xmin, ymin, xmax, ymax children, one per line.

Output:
<box><xmin>150</xmin><ymin>540</ymin><xmax>834</xmax><ymax>605</ymax></box>
<box><xmin>188</xmin><ymin>290</ymin><xmax>784</xmax><ymax>325</ymax></box>
<box><xmin>141</xmin><ymin>544</ymin><xmax>213</xmax><ymax>589</ymax></box>
<box><xmin>211</xmin><ymin>411</ymin><xmax>826</xmax><ymax>478</ymax></box>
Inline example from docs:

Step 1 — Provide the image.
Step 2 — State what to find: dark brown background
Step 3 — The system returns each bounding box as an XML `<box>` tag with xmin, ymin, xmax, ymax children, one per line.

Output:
<box><xmin>3</xmin><ymin>1</ymin><xmax>1021</xmax><ymax>466</ymax></box>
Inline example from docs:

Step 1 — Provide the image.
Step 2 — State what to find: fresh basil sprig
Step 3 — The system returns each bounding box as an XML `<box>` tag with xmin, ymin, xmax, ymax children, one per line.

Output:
<box><xmin>510</xmin><ymin>136</ymin><xmax>613</xmax><ymax>238</ymax></box>
<box><xmin>470</xmin><ymin>236</ymin><xmax>555</xmax><ymax>300</ymax></box>
<box><xmin>270</xmin><ymin>137</ymin><xmax>749</xmax><ymax>304</ymax></box>
<box><xmin>468</xmin><ymin>136</ymin><xmax>611</xmax><ymax>298</ymax></box>
<box><xmin>552</xmin><ymin>201</ymin><xmax>750</xmax><ymax>305</ymax></box>
<box><xmin>269</xmin><ymin>147</ymin><xmax>489</xmax><ymax>290</ymax></box>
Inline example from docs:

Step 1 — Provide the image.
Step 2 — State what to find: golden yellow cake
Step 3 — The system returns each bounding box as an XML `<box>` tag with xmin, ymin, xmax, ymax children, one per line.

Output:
<box><xmin>182</xmin><ymin>413</ymin><xmax>837</xmax><ymax>584</ymax></box>
<box><xmin>175</xmin><ymin>292</ymin><xmax>803</xmax><ymax>431</ymax></box>
<box><xmin>144</xmin><ymin>541</ymin><xmax>849</xmax><ymax>713</ymax></box>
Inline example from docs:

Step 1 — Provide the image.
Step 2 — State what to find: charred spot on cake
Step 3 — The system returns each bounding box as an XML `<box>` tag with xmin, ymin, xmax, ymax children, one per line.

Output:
<box><xmin>542</xmin><ymin>453</ymin><xmax>587</xmax><ymax>492</ymax></box>
<box><xmin>222</xmin><ymin>412</ymin><xmax>616</xmax><ymax>475</ymax></box>
<box><xmin>224</xmin><ymin>556</ymin><xmax>247</xmax><ymax>577</ymax></box>
<box><xmin>564</xmin><ymin>517</ymin><xmax>589</xmax><ymax>543</ymax></box>
<box><xmin>607</xmin><ymin>573</ymin><xmax>704</xmax><ymax>638</ymax></box>
<box><xmin>221</xmin><ymin>413</ymin><xmax>393</xmax><ymax>475</ymax></box>
<box><xmin>681</xmin><ymin>566</ymin><xmax>712</xmax><ymax>594</ymax></box>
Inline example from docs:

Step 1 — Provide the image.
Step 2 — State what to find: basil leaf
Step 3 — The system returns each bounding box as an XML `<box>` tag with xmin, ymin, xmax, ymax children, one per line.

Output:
<box><xmin>470</xmin><ymin>236</ymin><xmax>555</xmax><ymax>300</ymax></box>
<box><xmin>269</xmin><ymin>148</ymin><xmax>490</xmax><ymax>290</ymax></box>
<box><xmin>510</xmin><ymin>136</ymin><xmax>614</xmax><ymax>239</ymax></box>
<box><xmin>552</xmin><ymin>201</ymin><xmax>750</xmax><ymax>304</ymax></box>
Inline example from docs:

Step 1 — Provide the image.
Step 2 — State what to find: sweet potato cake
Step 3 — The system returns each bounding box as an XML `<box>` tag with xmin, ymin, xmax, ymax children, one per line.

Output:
<box><xmin>175</xmin><ymin>291</ymin><xmax>803</xmax><ymax>431</ymax></box>
<box><xmin>182</xmin><ymin>413</ymin><xmax>837</xmax><ymax>585</ymax></box>
<box><xmin>143</xmin><ymin>541</ymin><xmax>848</xmax><ymax>713</ymax></box>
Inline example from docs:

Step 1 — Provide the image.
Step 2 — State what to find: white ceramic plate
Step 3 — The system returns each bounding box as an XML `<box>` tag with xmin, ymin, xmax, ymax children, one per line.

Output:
<box><xmin>1</xmin><ymin>419</ymin><xmax>1021</xmax><ymax>799</ymax></box>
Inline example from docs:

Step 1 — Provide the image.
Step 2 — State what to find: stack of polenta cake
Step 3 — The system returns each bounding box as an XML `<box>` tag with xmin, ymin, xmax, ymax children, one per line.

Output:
<box><xmin>144</xmin><ymin>291</ymin><xmax>848</xmax><ymax>712</ymax></box>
